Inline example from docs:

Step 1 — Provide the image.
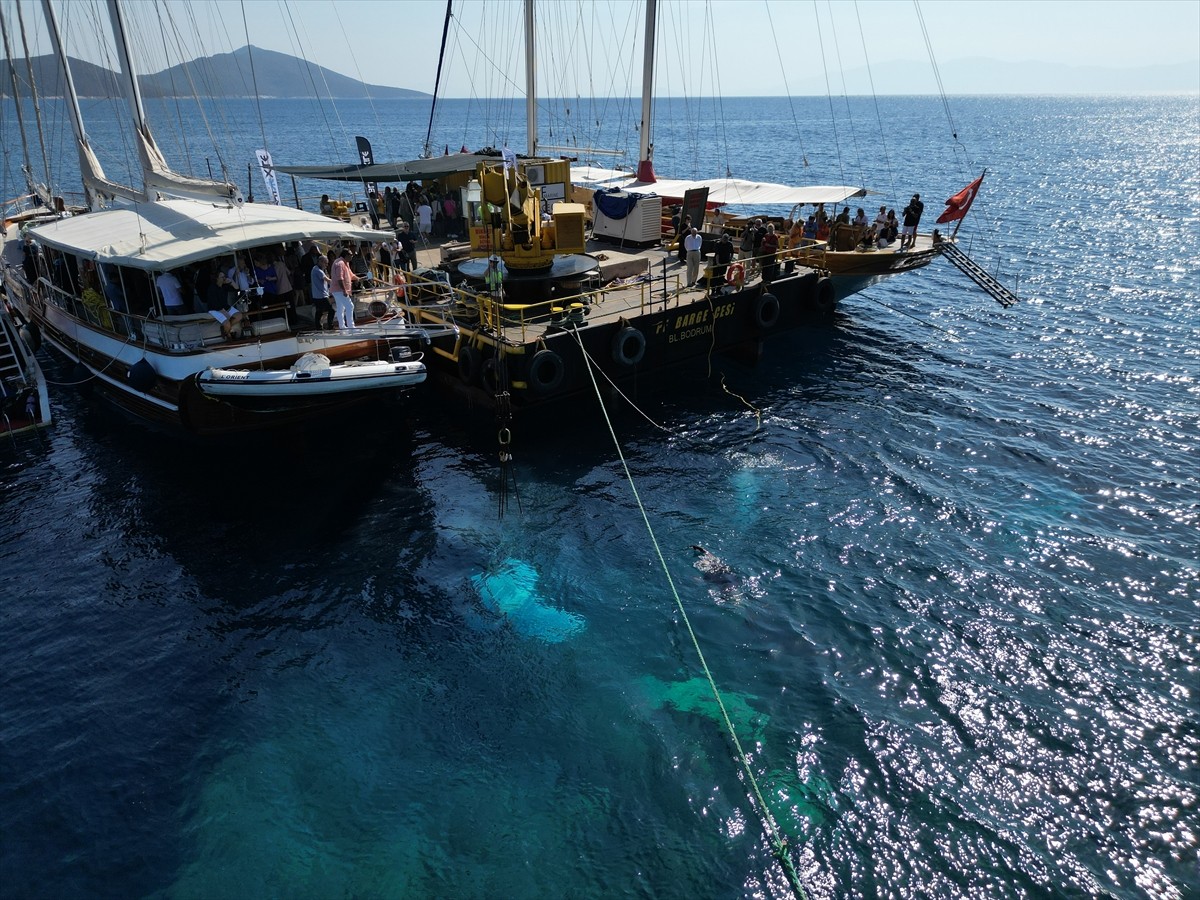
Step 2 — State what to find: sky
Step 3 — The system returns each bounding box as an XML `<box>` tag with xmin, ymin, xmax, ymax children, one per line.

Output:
<box><xmin>15</xmin><ymin>0</ymin><xmax>1200</xmax><ymax>97</ymax></box>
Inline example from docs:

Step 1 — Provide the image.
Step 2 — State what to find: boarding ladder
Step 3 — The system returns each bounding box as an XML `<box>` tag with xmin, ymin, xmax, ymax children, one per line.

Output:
<box><xmin>0</xmin><ymin>306</ymin><xmax>35</xmax><ymax>433</ymax></box>
<box><xmin>0</xmin><ymin>313</ymin><xmax>26</xmax><ymax>389</ymax></box>
<box><xmin>937</xmin><ymin>240</ymin><xmax>1020</xmax><ymax>308</ymax></box>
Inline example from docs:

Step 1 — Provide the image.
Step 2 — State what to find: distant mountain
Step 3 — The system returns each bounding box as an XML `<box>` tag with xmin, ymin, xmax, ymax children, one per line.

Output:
<box><xmin>143</xmin><ymin>46</ymin><xmax>429</xmax><ymax>99</ymax></box>
<box><xmin>3</xmin><ymin>47</ymin><xmax>1194</xmax><ymax>100</ymax></box>
<box><xmin>0</xmin><ymin>46</ymin><xmax>429</xmax><ymax>100</ymax></box>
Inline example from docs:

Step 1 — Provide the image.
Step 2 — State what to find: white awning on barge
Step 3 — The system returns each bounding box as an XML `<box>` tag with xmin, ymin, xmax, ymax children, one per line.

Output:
<box><xmin>612</xmin><ymin>177</ymin><xmax>869</xmax><ymax>207</ymax></box>
<box><xmin>29</xmin><ymin>198</ymin><xmax>384</xmax><ymax>271</ymax></box>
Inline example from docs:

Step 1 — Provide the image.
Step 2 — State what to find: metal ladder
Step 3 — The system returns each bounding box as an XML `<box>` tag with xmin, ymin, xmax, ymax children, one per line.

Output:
<box><xmin>0</xmin><ymin>307</ymin><xmax>34</xmax><ymax>435</ymax></box>
<box><xmin>937</xmin><ymin>240</ymin><xmax>1021</xmax><ymax>308</ymax></box>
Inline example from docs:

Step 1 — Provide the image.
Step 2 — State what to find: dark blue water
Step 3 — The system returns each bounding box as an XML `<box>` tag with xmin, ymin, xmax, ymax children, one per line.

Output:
<box><xmin>3</xmin><ymin>95</ymin><xmax>1198</xmax><ymax>899</ymax></box>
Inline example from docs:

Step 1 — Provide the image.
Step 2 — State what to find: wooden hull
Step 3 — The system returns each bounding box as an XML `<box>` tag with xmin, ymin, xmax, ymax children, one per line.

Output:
<box><xmin>3</xmin><ymin>270</ymin><xmax>422</xmax><ymax>437</ymax></box>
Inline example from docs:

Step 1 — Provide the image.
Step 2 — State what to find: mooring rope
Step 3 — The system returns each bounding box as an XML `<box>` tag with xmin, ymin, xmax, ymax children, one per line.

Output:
<box><xmin>42</xmin><ymin>331</ymin><xmax>139</xmax><ymax>386</ymax></box>
<box><xmin>568</xmin><ymin>327</ymin><xmax>810</xmax><ymax>900</ymax></box>
<box><xmin>861</xmin><ymin>294</ymin><xmax>960</xmax><ymax>339</ymax></box>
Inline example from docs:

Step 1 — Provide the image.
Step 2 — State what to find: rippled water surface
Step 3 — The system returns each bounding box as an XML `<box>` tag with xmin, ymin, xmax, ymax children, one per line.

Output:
<box><xmin>2</xmin><ymin>95</ymin><xmax>1198</xmax><ymax>899</ymax></box>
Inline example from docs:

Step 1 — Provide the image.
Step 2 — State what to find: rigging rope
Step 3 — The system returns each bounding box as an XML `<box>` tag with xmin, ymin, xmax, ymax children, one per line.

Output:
<box><xmin>239</xmin><ymin>1</ymin><xmax>270</xmax><ymax>160</ymax></box>
<box><xmin>568</xmin><ymin>325</ymin><xmax>810</xmax><ymax>900</ymax></box>
<box><xmin>852</xmin><ymin>0</ymin><xmax>899</xmax><ymax>205</ymax></box>
<box><xmin>824</xmin><ymin>4</ymin><xmax>866</xmax><ymax>190</ymax></box>
<box><xmin>764</xmin><ymin>2</ymin><xmax>811</xmax><ymax>171</ymax></box>
<box><xmin>914</xmin><ymin>0</ymin><xmax>972</xmax><ymax>180</ymax></box>
<box><xmin>862</xmin><ymin>294</ymin><xmax>960</xmax><ymax>338</ymax></box>
<box><xmin>276</xmin><ymin>2</ymin><xmax>345</xmax><ymax>172</ymax></box>
<box><xmin>152</xmin><ymin>3</ymin><xmax>195</xmax><ymax>176</ymax></box>
<box><xmin>812</xmin><ymin>4</ymin><xmax>848</xmax><ymax>190</ymax></box>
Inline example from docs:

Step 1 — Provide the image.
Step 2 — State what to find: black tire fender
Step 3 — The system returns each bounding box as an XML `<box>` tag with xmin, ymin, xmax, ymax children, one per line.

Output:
<box><xmin>815</xmin><ymin>277</ymin><xmax>836</xmax><ymax>316</ymax></box>
<box><xmin>527</xmin><ymin>349</ymin><xmax>565</xmax><ymax>395</ymax></box>
<box><xmin>457</xmin><ymin>342</ymin><xmax>480</xmax><ymax>384</ymax></box>
<box><xmin>611</xmin><ymin>326</ymin><xmax>646</xmax><ymax>367</ymax></box>
<box><xmin>754</xmin><ymin>292</ymin><xmax>780</xmax><ymax>329</ymax></box>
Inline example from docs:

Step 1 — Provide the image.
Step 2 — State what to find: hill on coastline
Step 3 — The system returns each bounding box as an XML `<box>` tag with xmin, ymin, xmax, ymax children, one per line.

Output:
<box><xmin>0</xmin><ymin>46</ymin><xmax>429</xmax><ymax>100</ymax></box>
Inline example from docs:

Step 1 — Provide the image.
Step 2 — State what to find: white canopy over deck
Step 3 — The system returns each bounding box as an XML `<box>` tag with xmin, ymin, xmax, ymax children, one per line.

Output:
<box><xmin>29</xmin><ymin>199</ymin><xmax>383</xmax><ymax>272</ymax></box>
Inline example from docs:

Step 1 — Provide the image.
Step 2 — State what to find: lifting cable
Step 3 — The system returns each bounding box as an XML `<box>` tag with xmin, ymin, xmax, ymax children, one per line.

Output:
<box><xmin>569</xmin><ymin>327</ymin><xmax>810</xmax><ymax>900</ymax></box>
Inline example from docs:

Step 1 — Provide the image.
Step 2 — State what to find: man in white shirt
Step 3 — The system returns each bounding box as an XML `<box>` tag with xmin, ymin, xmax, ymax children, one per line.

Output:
<box><xmin>417</xmin><ymin>200</ymin><xmax>433</xmax><ymax>238</ymax></box>
<box><xmin>156</xmin><ymin>270</ymin><xmax>186</xmax><ymax>315</ymax></box>
<box><xmin>684</xmin><ymin>227</ymin><xmax>704</xmax><ymax>286</ymax></box>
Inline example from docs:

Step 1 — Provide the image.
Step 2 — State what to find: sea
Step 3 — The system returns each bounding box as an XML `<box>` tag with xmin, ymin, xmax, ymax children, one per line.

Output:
<box><xmin>2</xmin><ymin>95</ymin><xmax>1198</xmax><ymax>900</ymax></box>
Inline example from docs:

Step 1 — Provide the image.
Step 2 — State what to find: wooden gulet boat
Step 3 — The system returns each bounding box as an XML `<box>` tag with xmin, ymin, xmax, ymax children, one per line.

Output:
<box><xmin>0</xmin><ymin>0</ymin><xmax>438</xmax><ymax>437</ymax></box>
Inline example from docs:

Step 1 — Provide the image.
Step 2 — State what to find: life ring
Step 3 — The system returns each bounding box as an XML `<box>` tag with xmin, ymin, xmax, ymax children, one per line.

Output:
<box><xmin>611</xmin><ymin>326</ymin><xmax>646</xmax><ymax>367</ymax></box>
<box><xmin>814</xmin><ymin>277</ymin><xmax>836</xmax><ymax>317</ymax></box>
<box><xmin>753</xmin><ymin>292</ymin><xmax>780</xmax><ymax>329</ymax></box>
<box><xmin>393</xmin><ymin>271</ymin><xmax>407</xmax><ymax>301</ymax></box>
<box><xmin>527</xmin><ymin>349</ymin><xmax>565</xmax><ymax>395</ymax></box>
<box><xmin>367</xmin><ymin>299</ymin><xmax>388</xmax><ymax>319</ymax></box>
<box><xmin>457</xmin><ymin>342</ymin><xmax>480</xmax><ymax>384</ymax></box>
<box><xmin>725</xmin><ymin>262</ymin><xmax>745</xmax><ymax>289</ymax></box>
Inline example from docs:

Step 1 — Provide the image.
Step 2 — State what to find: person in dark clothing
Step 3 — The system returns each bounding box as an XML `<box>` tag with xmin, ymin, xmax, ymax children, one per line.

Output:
<box><xmin>367</xmin><ymin>191</ymin><xmax>381</xmax><ymax>230</ymax></box>
<box><xmin>395</xmin><ymin>223</ymin><xmax>416</xmax><ymax>272</ymax></box>
<box><xmin>676</xmin><ymin>215</ymin><xmax>690</xmax><ymax>264</ymax></box>
<box><xmin>900</xmin><ymin>194</ymin><xmax>924</xmax><ymax>250</ymax></box>
<box><xmin>21</xmin><ymin>235</ymin><xmax>39</xmax><ymax>284</ymax></box>
<box><xmin>712</xmin><ymin>232</ymin><xmax>735</xmax><ymax>285</ymax></box>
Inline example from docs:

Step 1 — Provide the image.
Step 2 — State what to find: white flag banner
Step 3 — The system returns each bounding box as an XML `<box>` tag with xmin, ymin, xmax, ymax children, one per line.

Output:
<box><xmin>255</xmin><ymin>149</ymin><xmax>281</xmax><ymax>205</ymax></box>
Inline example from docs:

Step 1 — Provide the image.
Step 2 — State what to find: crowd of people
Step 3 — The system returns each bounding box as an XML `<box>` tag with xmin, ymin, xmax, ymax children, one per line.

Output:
<box><xmin>323</xmin><ymin>182</ymin><xmax>464</xmax><ymax>243</ymax></box>
<box><xmin>21</xmin><ymin>231</ymin><xmax>423</xmax><ymax>340</ymax></box>
<box><xmin>662</xmin><ymin>190</ymin><xmax>925</xmax><ymax>291</ymax></box>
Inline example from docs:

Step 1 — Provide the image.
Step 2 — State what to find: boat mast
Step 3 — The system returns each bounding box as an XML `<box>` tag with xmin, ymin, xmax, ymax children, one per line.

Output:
<box><xmin>635</xmin><ymin>0</ymin><xmax>656</xmax><ymax>183</ymax></box>
<box><xmin>39</xmin><ymin>0</ymin><xmax>134</xmax><ymax>209</ymax></box>
<box><xmin>422</xmin><ymin>0</ymin><xmax>454</xmax><ymax>159</ymax></box>
<box><xmin>524</xmin><ymin>0</ymin><xmax>537</xmax><ymax>158</ymax></box>
<box><xmin>0</xmin><ymin>8</ymin><xmax>37</xmax><ymax>198</ymax></box>
<box><xmin>103</xmin><ymin>0</ymin><xmax>243</xmax><ymax>206</ymax></box>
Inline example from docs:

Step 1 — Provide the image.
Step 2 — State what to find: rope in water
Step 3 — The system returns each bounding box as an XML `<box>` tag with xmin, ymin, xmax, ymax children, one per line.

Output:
<box><xmin>568</xmin><ymin>327</ymin><xmax>810</xmax><ymax>900</ymax></box>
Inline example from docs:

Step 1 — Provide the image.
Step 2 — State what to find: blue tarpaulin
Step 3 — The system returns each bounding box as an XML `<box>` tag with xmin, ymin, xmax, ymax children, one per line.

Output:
<box><xmin>593</xmin><ymin>188</ymin><xmax>650</xmax><ymax>220</ymax></box>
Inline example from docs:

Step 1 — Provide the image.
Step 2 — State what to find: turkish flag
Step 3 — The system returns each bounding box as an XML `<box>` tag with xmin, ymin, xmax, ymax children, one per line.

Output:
<box><xmin>935</xmin><ymin>175</ymin><xmax>984</xmax><ymax>224</ymax></box>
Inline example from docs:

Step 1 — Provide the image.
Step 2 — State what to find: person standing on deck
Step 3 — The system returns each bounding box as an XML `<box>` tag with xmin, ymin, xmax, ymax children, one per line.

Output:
<box><xmin>273</xmin><ymin>247</ymin><xmax>295</xmax><ymax>312</ymax></box>
<box><xmin>310</xmin><ymin>254</ymin><xmax>334</xmax><ymax>329</ymax></box>
<box><xmin>330</xmin><ymin>248</ymin><xmax>359</xmax><ymax>330</ymax></box>
<box><xmin>739</xmin><ymin>219</ymin><xmax>758</xmax><ymax>261</ymax></box>
<box><xmin>156</xmin><ymin>269</ymin><xmax>186</xmax><ymax>316</ymax></box>
<box><xmin>395</xmin><ymin>223</ymin><xmax>416</xmax><ymax>272</ymax></box>
<box><xmin>417</xmin><ymin>197</ymin><xmax>433</xmax><ymax>240</ymax></box>
<box><xmin>713</xmin><ymin>232</ymin><xmax>735</xmax><ymax>285</ymax></box>
<box><xmin>397</xmin><ymin>190</ymin><xmax>415</xmax><ymax>232</ymax></box>
<box><xmin>676</xmin><ymin>215</ymin><xmax>691</xmax><ymax>264</ymax></box>
<box><xmin>900</xmin><ymin>194</ymin><xmax>923</xmax><ymax>251</ymax></box>
<box><xmin>443</xmin><ymin>194</ymin><xmax>459</xmax><ymax>238</ymax></box>
<box><xmin>384</xmin><ymin>187</ymin><xmax>398</xmax><ymax>230</ymax></box>
<box><xmin>760</xmin><ymin>224</ymin><xmax>780</xmax><ymax>283</ymax></box>
<box><xmin>684</xmin><ymin>227</ymin><xmax>703</xmax><ymax>286</ymax></box>
<box><xmin>484</xmin><ymin>255</ymin><xmax>505</xmax><ymax>296</ymax></box>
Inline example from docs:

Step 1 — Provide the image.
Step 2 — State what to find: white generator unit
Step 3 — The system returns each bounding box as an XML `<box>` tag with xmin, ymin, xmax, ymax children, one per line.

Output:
<box><xmin>592</xmin><ymin>192</ymin><xmax>662</xmax><ymax>246</ymax></box>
